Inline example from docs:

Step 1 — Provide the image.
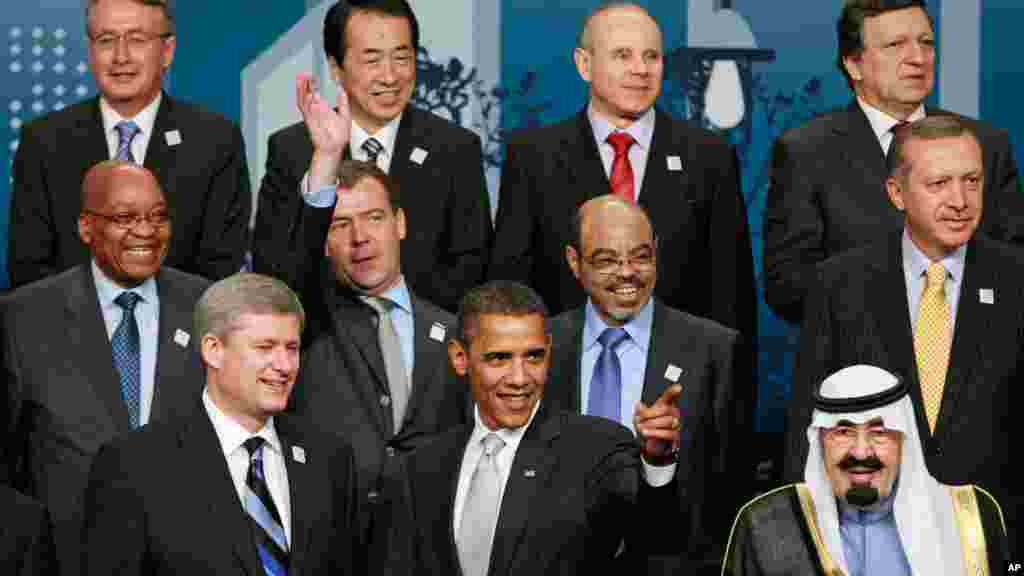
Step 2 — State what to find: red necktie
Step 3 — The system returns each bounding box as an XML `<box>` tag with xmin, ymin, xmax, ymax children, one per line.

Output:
<box><xmin>606</xmin><ymin>132</ymin><xmax>635</xmax><ymax>203</ymax></box>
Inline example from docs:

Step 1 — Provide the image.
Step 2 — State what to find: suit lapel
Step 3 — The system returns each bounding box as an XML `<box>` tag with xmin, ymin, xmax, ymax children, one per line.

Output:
<box><xmin>640</xmin><ymin>301</ymin><xmax>675</xmax><ymax>407</ymax></box>
<box><xmin>401</xmin><ymin>296</ymin><xmax>447</xmax><ymax>429</ymax></box>
<box><xmin>445</xmin><ymin>426</ymin><xmax>473</xmax><ymax>571</ymax></box>
<box><xmin>66</xmin><ymin>265</ymin><xmax>130</xmax><ymax>432</ymax></box>
<box><xmin>81</xmin><ymin>98</ymin><xmax>112</xmax><ymax>167</ymax></box>
<box><xmin>144</xmin><ymin>94</ymin><xmax>176</xmax><ymax>187</ymax></box>
<box><xmin>834</xmin><ymin>101</ymin><xmax>888</xmax><ymax>187</ymax></box>
<box><xmin>390</xmin><ymin>110</ymin><xmax>417</xmax><ymax>182</ymax></box>
<box><xmin>151</xmin><ymin>270</ymin><xmax>197</xmax><ymax>422</ymax></box>
<box><xmin>637</xmin><ymin>110</ymin><xmax>691</xmax><ymax>220</ymax></box>
<box><xmin>277</xmin><ymin>425</ymin><xmax>313</xmax><ymax>575</ymax></box>
<box><xmin>488</xmin><ymin>407</ymin><xmax>561</xmax><ymax>575</ymax></box>
<box><xmin>571</xmin><ymin>111</ymin><xmax>614</xmax><ymax>206</ymax></box>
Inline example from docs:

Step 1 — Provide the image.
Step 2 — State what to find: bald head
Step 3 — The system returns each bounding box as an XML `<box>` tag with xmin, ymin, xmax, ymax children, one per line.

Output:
<box><xmin>567</xmin><ymin>196</ymin><xmax>657</xmax><ymax>325</ymax></box>
<box><xmin>81</xmin><ymin>160</ymin><xmax>162</xmax><ymax>211</ymax></box>
<box><xmin>577</xmin><ymin>2</ymin><xmax>656</xmax><ymax>51</ymax></box>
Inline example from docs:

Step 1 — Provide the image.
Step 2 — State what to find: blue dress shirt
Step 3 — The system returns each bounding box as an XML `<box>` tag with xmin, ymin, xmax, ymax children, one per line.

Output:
<box><xmin>838</xmin><ymin>489</ymin><xmax>912</xmax><ymax>576</ymax></box>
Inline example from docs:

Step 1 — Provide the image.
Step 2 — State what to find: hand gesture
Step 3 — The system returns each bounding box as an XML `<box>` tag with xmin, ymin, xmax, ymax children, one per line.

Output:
<box><xmin>296</xmin><ymin>73</ymin><xmax>350</xmax><ymax>189</ymax></box>
<box><xmin>633</xmin><ymin>384</ymin><xmax>682</xmax><ymax>465</ymax></box>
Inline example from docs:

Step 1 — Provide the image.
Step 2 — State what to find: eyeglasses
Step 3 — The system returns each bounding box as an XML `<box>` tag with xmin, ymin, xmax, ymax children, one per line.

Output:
<box><xmin>584</xmin><ymin>252</ymin><xmax>655</xmax><ymax>276</ymax></box>
<box><xmin>89</xmin><ymin>31</ymin><xmax>174</xmax><ymax>52</ymax></box>
<box><xmin>84</xmin><ymin>209</ymin><xmax>171</xmax><ymax>230</ymax></box>
<box><xmin>823</xmin><ymin>425</ymin><xmax>899</xmax><ymax>449</ymax></box>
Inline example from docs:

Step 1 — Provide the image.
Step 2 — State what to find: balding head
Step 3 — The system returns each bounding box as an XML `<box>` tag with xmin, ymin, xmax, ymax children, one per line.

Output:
<box><xmin>78</xmin><ymin>160</ymin><xmax>171</xmax><ymax>287</ymax></box>
<box><xmin>567</xmin><ymin>196</ymin><xmax>657</xmax><ymax>325</ymax></box>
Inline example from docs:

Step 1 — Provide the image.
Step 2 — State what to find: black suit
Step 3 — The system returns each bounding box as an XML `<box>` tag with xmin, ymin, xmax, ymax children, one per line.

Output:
<box><xmin>489</xmin><ymin>109</ymin><xmax>756</xmax><ymax>346</ymax></box>
<box><xmin>9</xmin><ymin>94</ymin><xmax>251</xmax><ymax>287</ymax></box>
<box><xmin>252</xmin><ymin>106</ymin><xmax>491</xmax><ymax>312</ymax></box>
<box><xmin>3</xmin><ymin>265</ymin><xmax>209</xmax><ymax>575</ymax></box>
<box><xmin>255</xmin><ymin>194</ymin><xmax>469</xmax><ymax>539</ymax></box>
<box><xmin>546</xmin><ymin>300</ymin><xmax>749</xmax><ymax>574</ymax></box>
<box><xmin>763</xmin><ymin>101</ymin><xmax>1023</xmax><ymax>323</ymax></box>
<box><xmin>381</xmin><ymin>404</ymin><xmax>682</xmax><ymax>575</ymax></box>
<box><xmin>0</xmin><ymin>486</ymin><xmax>56</xmax><ymax>576</ymax></box>
<box><xmin>785</xmin><ymin>232</ymin><xmax>1024</xmax><ymax>554</ymax></box>
<box><xmin>83</xmin><ymin>402</ymin><xmax>361</xmax><ymax>575</ymax></box>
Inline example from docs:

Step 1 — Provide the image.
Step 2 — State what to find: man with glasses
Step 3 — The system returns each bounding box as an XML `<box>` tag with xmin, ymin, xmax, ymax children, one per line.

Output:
<box><xmin>724</xmin><ymin>364</ymin><xmax>1010</xmax><ymax>574</ymax></box>
<box><xmin>545</xmin><ymin>195</ymin><xmax>749</xmax><ymax>574</ymax></box>
<box><xmin>3</xmin><ymin>160</ymin><xmax>209</xmax><ymax>575</ymax></box>
<box><xmin>8</xmin><ymin>0</ymin><xmax>250</xmax><ymax>288</ymax></box>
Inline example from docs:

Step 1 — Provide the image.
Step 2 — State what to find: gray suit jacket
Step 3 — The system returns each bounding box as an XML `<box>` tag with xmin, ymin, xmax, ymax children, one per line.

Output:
<box><xmin>3</xmin><ymin>264</ymin><xmax>209</xmax><ymax>576</ymax></box>
<box><xmin>546</xmin><ymin>299</ymin><xmax>750</xmax><ymax>575</ymax></box>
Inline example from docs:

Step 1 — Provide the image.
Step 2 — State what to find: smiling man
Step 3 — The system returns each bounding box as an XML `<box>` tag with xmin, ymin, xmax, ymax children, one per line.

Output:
<box><xmin>9</xmin><ymin>0</ymin><xmax>250</xmax><ymax>288</ymax></box>
<box><xmin>786</xmin><ymin>115</ymin><xmax>1024</xmax><ymax>555</ymax></box>
<box><xmin>725</xmin><ymin>365</ymin><xmax>1010</xmax><ymax>575</ymax></box>
<box><xmin>254</xmin><ymin>0</ymin><xmax>490</xmax><ymax>313</ymax></box>
<box><xmin>380</xmin><ymin>280</ymin><xmax>686</xmax><ymax>575</ymax></box>
<box><xmin>544</xmin><ymin>196</ymin><xmax>749</xmax><ymax>574</ymax></box>
<box><xmin>2</xmin><ymin>160</ymin><xmax>210</xmax><ymax>575</ymax></box>
<box><xmin>764</xmin><ymin>0</ymin><xmax>1024</xmax><ymax>325</ymax></box>
<box><xmin>83</xmin><ymin>273</ymin><xmax>362</xmax><ymax>575</ymax></box>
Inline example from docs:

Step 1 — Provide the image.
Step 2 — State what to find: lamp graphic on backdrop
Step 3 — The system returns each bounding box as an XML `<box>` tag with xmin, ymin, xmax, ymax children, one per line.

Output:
<box><xmin>688</xmin><ymin>0</ymin><xmax>756</xmax><ymax>130</ymax></box>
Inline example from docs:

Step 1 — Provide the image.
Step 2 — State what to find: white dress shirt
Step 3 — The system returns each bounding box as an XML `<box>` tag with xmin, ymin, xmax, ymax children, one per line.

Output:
<box><xmin>203</xmin><ymin>388</ymin><xmax>292</xmax><ymax>545</ymax></box>
<box><xmin>588</xmin><ymin>104</ymin><xmax>655</xmax><ymax>200</ymax></box>
<box><xmin>99</xmin><ymin>92</ymin><xmax>161</xmax><ymax>164</ymax></box>
<box><xmin>91</xmin><ymin>260</ymin><xmax>159</xmax><ymax>425</ymax></box>
<box><xmin>857</xmin><ymin>97</ymin><xmax>926</xmax><ymax>155</ymax></box>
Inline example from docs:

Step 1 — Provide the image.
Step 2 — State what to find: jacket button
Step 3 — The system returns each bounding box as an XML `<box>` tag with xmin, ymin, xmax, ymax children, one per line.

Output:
<box><xmin>380</xmin><ymin>395</ymin><xmax>391</xmax><ymax>407</ymax></box>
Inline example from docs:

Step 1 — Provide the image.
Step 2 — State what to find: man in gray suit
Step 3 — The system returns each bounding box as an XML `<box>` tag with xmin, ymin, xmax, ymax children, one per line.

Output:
<box><xmin>3</xmin><ymin>160</ymin><xmax>209</xmax><ymax>575</ymax></box>
<box><xmin>546</xmin><ymin>196</ymin><xmax>750</xmax><ymax>575</ymax></box>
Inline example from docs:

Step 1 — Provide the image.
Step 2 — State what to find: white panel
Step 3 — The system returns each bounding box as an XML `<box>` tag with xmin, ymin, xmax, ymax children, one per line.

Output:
<box><xmin>939</xmin><ymin>0</ymin><xmax>981</xmax><ymax>117</ymax></box>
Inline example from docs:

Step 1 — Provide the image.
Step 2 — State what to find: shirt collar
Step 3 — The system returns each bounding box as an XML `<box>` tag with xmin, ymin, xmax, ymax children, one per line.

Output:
<box><xmin>99</xmin><ymin>91</ymin><xmax>162</xmax><ymax>141</ymax></box>
<box><xmin>469</xmin><ymin>399</ymin><xmax>541</xmax><ymax>456</ymax></box>
<box><xmin>587</xmin><ymin>103</ymin><xmax>655</xmax><ymax>151</ymax></box>
<box><xmin>368</xmin><ymin>275</ymin><xmax>412</xmax><ymax>315</ymax></box>
<box><xmin>350</xmin><ymin>111</ymin><xmax>403</xmax><ymax>159</ymax></box>
<box><xmin>91</xmin><ymin>259</ymin><xmax>158</xmax><ymax>308</ymax></box>
<box><xmin>857</xmin><ymin>96</ymin><xmax>926</xmax><ymax>146</ymax></box>
<box><xmin>582</xmin><ymin>296</ymin><xmax>654</xmax><ymax>354</ymax></box>
<box><xmin>202</xmin><ymin>387</ymin><xmax>282</xmax><ymax>457</ymax></box>
<box><xmin>901</xmin><ymin>228</ymin><xmax>966</xmax><ymax>285</ymax></box>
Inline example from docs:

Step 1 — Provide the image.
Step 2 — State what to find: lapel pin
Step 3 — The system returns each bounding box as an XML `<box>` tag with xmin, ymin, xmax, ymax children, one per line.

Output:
<box><xmin>173</xmin><ymin>329</ymin><xmax>190</xmax><ymax>348</ymax></box>
<box><xmin>979</xmin><ymin>288</ymin><xmax>994</xmax><ymax>305</ymax></box>
<box><xmin>410</xmin><ymin>147</ymin><xmax>428</xmax><ymax>165</ymax></box>
<box><xmin>429</xmin><ymin>322</ymin><xmax>446</xmax><ymax>342</ymax></box>
<box><xmin>292</xmin><ymin>445</ymin><xmax>306</xmax><ymax>464</ymax></box>
<box><xmin>666</xmin><ymin>155</ymin><xmax>683</xmax><ymax>172</ymax></box>
<box><xmin>164</xmin><ymin>129</ymin><xmax>182</xmax><ymax>147</ymax></box>
<box><xmin>664</xmin><ymin>364</ymin><xmax>683</xmax><ymax>383</ymax></box>
<box><xmin>523</xmin><ymin>469</ymin><xmax>536</xmax><ymax>478</ymax></box>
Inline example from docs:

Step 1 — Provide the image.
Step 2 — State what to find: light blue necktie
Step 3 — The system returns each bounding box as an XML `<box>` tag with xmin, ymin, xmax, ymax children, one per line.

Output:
<box><xmin>588</xmin><ymin>327</ymin><xmax>629</xmax><ymax>422</ymax></box>
<box><xmin>111</xmin><ymin>291</ymin><xmax>142</xmax><ymax>428</ymax></box>
<box><xmin>114</xmin><ymin>120</ymin><xmax>140</xmax><ymax>163</ymax></box>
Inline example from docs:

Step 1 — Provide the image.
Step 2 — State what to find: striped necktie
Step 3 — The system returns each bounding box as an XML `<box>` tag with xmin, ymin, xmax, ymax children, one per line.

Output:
<box><xmin>243</xmin><ymin>437</ymin><xmax>289</xmax><ymax>576</ymax></box>
<box><xmin>114</xmin><ymin>120</ymin><xmax>140</xmax><ymax>163</ymax></box>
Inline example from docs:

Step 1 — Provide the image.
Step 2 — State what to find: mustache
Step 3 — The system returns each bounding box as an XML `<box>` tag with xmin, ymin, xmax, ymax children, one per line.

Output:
<box><xmin>838</xmin><ymin>454</ymin><xmax>884</xmax><ymax>472</ymax></box>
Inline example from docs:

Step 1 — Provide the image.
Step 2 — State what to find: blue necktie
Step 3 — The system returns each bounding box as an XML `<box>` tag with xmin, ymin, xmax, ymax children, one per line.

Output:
<box><xmin>114</xmin><ymin>120</ymin><xmax>140</xmax><ymax>163</ymax></box>
<box><xmin>361</xmin><ymin>137</ymin><xmax>384</xmax><ymax>165</ymax></box>
<box><xmin>588</xmin><ymin>327</ymin><xmax>629</xmax><ymax>422</ymax></box>
<box><xmin>112</xmin><ymin>291</ymin><xmax>142</xmax><ymax>428</ymax></box>
<box><xmin>243</xmin><ymin>437</ymin><xmax>289</xmax><ymax>576</ymax></box>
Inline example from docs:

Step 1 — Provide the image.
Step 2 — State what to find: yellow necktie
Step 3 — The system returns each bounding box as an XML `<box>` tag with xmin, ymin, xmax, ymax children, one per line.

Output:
<box><xmin>914</xmin><ymin>262</ymin><xmax>950</xmax><ymax>432</ymax></box>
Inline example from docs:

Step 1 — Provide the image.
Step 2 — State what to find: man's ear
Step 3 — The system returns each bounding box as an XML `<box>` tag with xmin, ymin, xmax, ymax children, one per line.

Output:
<box><xmin>574</xmin><ymin>47</ymin><xmax>592</xmax><ymax>83</ymax></box>
<box><xmin>566</xmin><ymin>245</ymin><xmax>582</xmax><ymax>283</ymax></box>
<box><xmin>447</xmin><ymin>339</ymin><xmax>468</xmax><ymax>377</ymax></box>
<box><xmin>886</xmin><ymin>176</ymin><xmax>905</xmax><ymax>212</ymax></box>
<box><xmin>200</xmin><ymin>334</ymin><xmax>224</xmax><ymax>370</ymax></box>
<box><xmin>843</xmin><ymin>54</ymin><xmax>864</xmax><ymax>83</ymax></box>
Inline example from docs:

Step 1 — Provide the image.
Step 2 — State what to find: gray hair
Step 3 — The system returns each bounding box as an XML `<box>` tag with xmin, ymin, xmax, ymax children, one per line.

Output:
<box><xmin>194</xmin><ymin>273</ymin><xmax>305</xmax><ymax>342</ymax></box>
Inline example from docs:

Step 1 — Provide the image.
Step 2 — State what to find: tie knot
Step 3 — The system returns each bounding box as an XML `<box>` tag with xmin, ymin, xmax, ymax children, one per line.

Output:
<box><xmin>115</xmin><ymin>120</ymin><xmax>140</xmax><ymax>142</ymax></box>
<box><xmin>114</xmin><ymin>291</ymin><xmax>142</xmax><ymax>311</ymax></box>
<box><xmin>362</xmin><ymin>137</ymin><xmax>385</xmax><ymax>162</ymax></box>
<box><xmin>925</xmin><ymin>262</ymin><xmax>947</xmax><ymax>289</ymax></box>
<box><xmin>598</xmin><ymin>327</ymin><xmax>629</xmax><ymax>350</ymax></box>
<box><xmin>606</xmin><ymin>131</ymin><xmax>634</xmax><ymax>155</ymax></box>
<box><xmin>481</xmin><ymin>433</ymin><xmax>505</xmax><ymax>457</ymax></box>
<box><xmin>243</xmin><ymin>436</ymin><xmax>266</xmax><ymax>457</ymax></box>
<box><xmin>364</xmin><ymin>295</ymin><xmax>394</xmax><ymax>316</ymax></box>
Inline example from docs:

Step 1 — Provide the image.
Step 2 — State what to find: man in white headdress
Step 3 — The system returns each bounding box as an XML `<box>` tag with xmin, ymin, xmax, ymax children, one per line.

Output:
<box><xmin>723</xmin><ymin>365</ymin><xmax>1009</xmax><ymax>575</ymax></box>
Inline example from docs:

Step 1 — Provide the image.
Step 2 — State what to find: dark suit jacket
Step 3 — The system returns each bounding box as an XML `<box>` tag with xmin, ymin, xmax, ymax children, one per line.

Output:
<box><xmin>255</xmin><ymin>194</ymin><xmax>469</xmax><ymax>533</ymax></box>
<box><xmin>763</xmin><ymin>100</ymin><xmax>1024</xmax><ymax>323</ymax></box>
<box><xmin>489</xmin><ymin>108</ymin><xmax>756</xmax><ymax>348</ymax></box>
<box><xmin>3</xmin><ymin>264</ymin><xmax>209</xmax><ymax>576</ymax></box>
<box><xmin>0</xmin><ymin>485</ymin><xmax>57</xmax><ymax>576</ymax></box>
<box><xmin>381</xmin><ymin>405</ymin><xmax>682</xmax><ymax>576</ymax></box>
<box><xmin>8</xmin><ymin>93</ymin><xmax>251</xmax><ymax>288</ymax></box>
<box><xmin>252</xmin><ymin>105</ymin><xmax>491</xmax><ymax>312</ymax></box>
<box><xmin>546</xmin><ymin>299</ymin><xmax>749</xmax><ymax>574</ymax></box>
<box><xmin>83</xmin><ymin>402</ymin><xmax>361</xmax><ymax>575</ymax></box>
<box><xmin>784</xmin><ymin>232</ymin><xmax>1024</xmax><ymax>554</ymax></box>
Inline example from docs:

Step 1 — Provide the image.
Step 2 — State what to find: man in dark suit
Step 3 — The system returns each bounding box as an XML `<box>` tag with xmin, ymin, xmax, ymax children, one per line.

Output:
<box><xmin>763</xmin><ymin>0</ymin><xmax>1023</xmax><ymax>324</ymax></box>
<box><xmin>255</xmin><ymin>158</ymin><xmax>468</xmax><ymax>545</ymax></box>
<box><xmin>784</xmin><ymin>116</ymin><xmax>1022</xmax><ymax>554</ymax></box>
<box><xmin>381</xmin><ymin>280</ymin><xmax>684</xmax><ymax>575</ymax></box>
<box><xmin>84</xmin><ymin>273</ymin><xmax>362</xmax><ymax>575</ymax></box>
<box><xmin>489</xmin><ymin>3</ymin><xmax>755</xmax><ymax>348</ymax></box>
<box><xmin>9</xmin><ymin>0</ymin><xmax>250</xmax><ymax>288</ymax></box>
<box><xmin>546</xmin><ymin>196</ymin><xmax>749</xmax><ymax>575</ymax></box>
<box><xmin>4</xmin><ymin>161</ymin><xmax>209</xmax><ymax>575</ymax></box>
<box><xmin>253</xmin><ymin>0</ymin><xmax>490</xmax><ymax>312</ymax></box>
<box><xmin>0</xmin><ymin>486</ymin><xmax>57</xmax><ymax>576</ymax></box>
